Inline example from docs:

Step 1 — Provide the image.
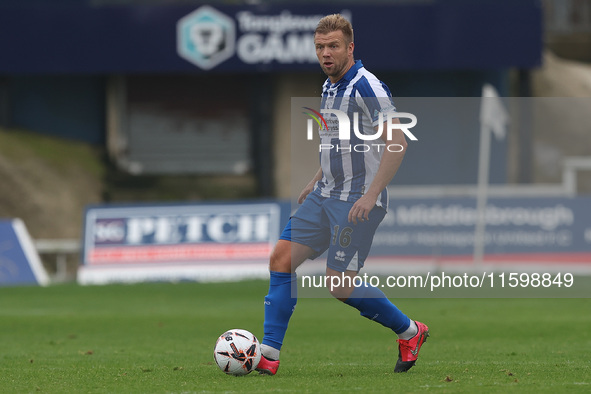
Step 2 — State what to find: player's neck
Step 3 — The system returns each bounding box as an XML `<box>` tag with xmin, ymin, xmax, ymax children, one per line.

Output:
<box><xmin>329</xmin><ymin>58</ymin><xmax>356</xmax><ymax>84</ymax></box>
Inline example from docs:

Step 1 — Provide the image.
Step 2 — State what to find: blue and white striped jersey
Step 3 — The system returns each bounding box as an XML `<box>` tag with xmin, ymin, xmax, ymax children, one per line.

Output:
<box><xmin>316</xmin><ymin>60</ymin><xmax>396</xmax><ymax>210</ymax></box>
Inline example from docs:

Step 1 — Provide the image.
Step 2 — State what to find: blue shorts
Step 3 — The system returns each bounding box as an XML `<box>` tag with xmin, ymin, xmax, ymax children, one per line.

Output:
<box><xmin>280</xmin><ymin>190</ymin><xmax>386</xmax><ymax>272</ymax></box>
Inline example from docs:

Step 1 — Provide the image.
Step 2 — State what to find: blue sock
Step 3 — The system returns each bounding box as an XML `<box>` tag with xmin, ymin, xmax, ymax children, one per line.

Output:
<box><xmin>344</xmin><ymin>284</ymin><xmax>410</xmax><ymax>334</ymax></box>
<box><xmin>262</xmin><ymin>271</ymin><xmax>297</xmax><ymax>351</ymax></box>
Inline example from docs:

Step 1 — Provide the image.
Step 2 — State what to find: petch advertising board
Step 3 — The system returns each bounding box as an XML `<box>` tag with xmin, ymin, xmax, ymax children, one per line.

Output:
<box><xmin>78</xmin><ymin>202</ymin><xmax>283</xmax><ymax>284</ymax></box>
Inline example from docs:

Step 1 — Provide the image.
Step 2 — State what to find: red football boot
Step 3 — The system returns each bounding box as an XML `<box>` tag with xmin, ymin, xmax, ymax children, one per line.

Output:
<box><xmin>256</xmin><ymin>355</ymin><xmax>280</xmax><ymax>375</ymax></box>
<box><xmin>394</xmin><ymin>321</ymin><xmax>429</xmax><ymax>373</ymax></box>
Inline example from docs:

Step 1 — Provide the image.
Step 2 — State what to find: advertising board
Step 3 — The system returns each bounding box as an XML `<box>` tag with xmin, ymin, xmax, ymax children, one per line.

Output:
<box><xmin>0</xmin><ymin>219</ymin><xmax>49</xmax><ymax>287</ymax></box>
<box><xmin>79</xmin><ymin>196</ymin><xmax>591</xmax><ymax>285</ymax></box>
<box><xmin>79</xmin><ymin>202</ymin><xmax>285</xmax><ymax>284</ymax></box>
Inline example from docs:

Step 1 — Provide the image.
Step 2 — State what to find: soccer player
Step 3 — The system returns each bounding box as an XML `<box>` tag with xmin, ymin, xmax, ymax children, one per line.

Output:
<box><xmin>256</xmin><ymin>14</ymin><xmax>429</xmax><ymax>375</ymax></box>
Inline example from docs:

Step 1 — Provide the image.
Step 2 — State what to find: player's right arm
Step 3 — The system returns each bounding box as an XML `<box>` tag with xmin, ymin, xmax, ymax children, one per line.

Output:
<box><xmin>297</xmin><ymin>167</ymin><xmax>323</xmax><ymax>204</ymax></box>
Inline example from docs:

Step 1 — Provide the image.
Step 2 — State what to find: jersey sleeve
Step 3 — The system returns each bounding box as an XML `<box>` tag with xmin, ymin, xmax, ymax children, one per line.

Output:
<box><xmin>354</xmin><ymin>78</ymin><xmax>397</xmax><ymax>128</ymax></box>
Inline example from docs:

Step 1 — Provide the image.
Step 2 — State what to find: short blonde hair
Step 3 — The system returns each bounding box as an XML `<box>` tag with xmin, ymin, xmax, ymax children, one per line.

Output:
<box><xmin>315</xmin><ymin>14</ymin><xmax>354</xmax><ymax>44</ymax></box>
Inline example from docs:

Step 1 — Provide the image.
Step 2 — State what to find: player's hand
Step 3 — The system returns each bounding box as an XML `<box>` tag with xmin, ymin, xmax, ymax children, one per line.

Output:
<box><xmin>348</xmin><ymin>193</ymin><xmax>378</xmax><ymax>224</ymax></box>
<box><xmin>297</xmin><ymin>183</ymin><xmax>315</xmax><ymax>204</ymax></box>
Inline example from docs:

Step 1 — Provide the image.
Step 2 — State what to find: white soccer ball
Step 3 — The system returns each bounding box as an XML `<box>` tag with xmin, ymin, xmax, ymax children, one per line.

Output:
<box><xmin>213</xmin><ymin>329</ymin><xmax>261</xmax><ymax>376</ymax></box>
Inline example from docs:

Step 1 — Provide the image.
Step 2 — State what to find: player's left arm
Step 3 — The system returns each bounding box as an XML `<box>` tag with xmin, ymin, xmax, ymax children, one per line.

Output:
<box><xmin>347</xmin><ymin>118</ymin><xmax>407</xmax><ymax>224</ymax></box>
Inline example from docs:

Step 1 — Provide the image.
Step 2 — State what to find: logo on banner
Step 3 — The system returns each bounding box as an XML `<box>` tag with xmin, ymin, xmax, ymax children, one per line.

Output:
<box><xmin>84</xmin><ymin>204</ymin><xmax>281</xmax><ymax>265</ymax></box>
<box><xmin>177</xmin><ymin>6</ymin><xmax>344</xmax><ymax>69</ymax></box>
<box><xmin>177</xmin><ymin>6</ymin><xmax>236</xmax><ymax>70</ymax></box>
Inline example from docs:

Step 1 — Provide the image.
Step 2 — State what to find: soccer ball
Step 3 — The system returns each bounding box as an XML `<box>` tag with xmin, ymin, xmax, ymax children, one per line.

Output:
<box><xmin>213</xmin><ymin>329</ymin><xmax>261</xmax><ymax>376</ymax></box>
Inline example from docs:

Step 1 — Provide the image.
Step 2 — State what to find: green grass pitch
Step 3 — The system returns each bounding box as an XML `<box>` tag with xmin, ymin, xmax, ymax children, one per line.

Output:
<box><xmin>0</xmin><ymin>280</ymin><xmax>589</xmax><ymax>393</ymax></box>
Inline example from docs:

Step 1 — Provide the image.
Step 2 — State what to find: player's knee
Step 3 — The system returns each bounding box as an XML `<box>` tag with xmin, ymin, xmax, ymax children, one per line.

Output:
<box><xmin>327</xmin><ymin>281</ymin><xmax>354</xmax><ymax>301</ymax></box>
<box><xmin>269</xmin><ymin>240</ymin><xmax>315</xmax><ymax>273</ymax></box>
<box><xmin>328</xmin><ymin>286</ymin><xmax>345</xmax><ymax>300</ymax></box>
<box><xmin>269</xmin><ymin>245</ymin><xmax>292</xmax><ymax>273</ymax></box>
